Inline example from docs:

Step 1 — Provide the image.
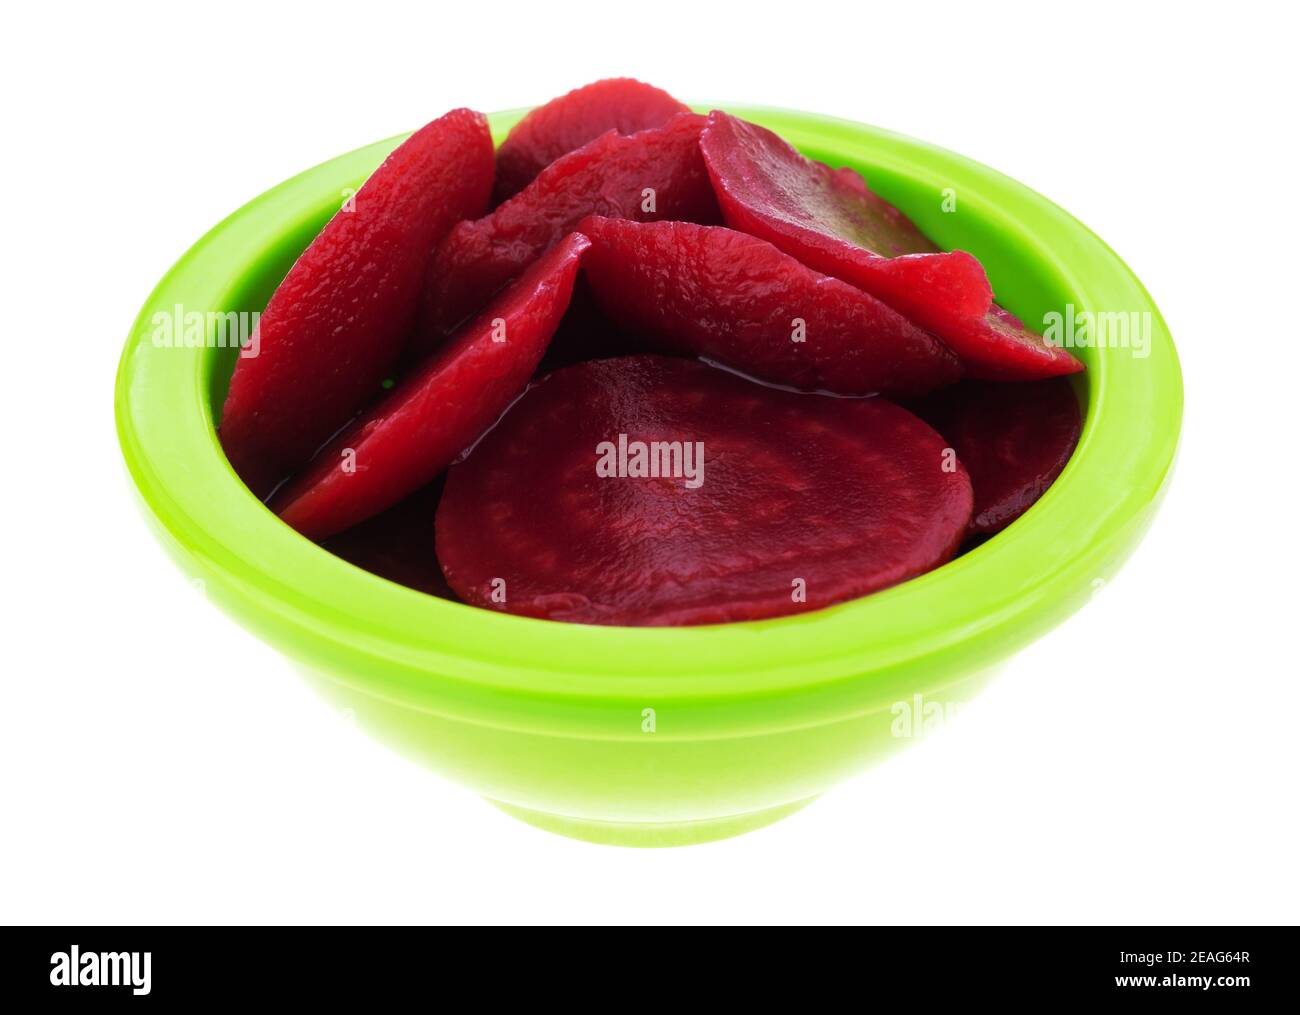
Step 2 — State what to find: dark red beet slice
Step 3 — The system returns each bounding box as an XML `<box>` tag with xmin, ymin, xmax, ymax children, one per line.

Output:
<box><xmin>578</xmin><ymin>216</ymin><xmax>961</xmax><ymax>396</ymax></box>
<box><xmin>220</xmin><ymin>109</ymin><xmax>495</xmax><ymax>497</ymax></box>
<box><xmin>436</xmin><ymin>356</ymin><xmax>973</xmax><ymax>626</ymax></box>
<box><xmin>699</xmin><ymin>111</ymin><xmax>1083</xmax><ymax>381</ymax></box>
<box><xmin>937</xmin><ymin>304</ymin><xmax>1085</xmax><ymax>382</ymax></box>
<box><xmin>700</xmin><ymin>111</ymin><xmax>988</xmax><ymax>309</ymax></box>
<box><xmin>272</xmin><ymin>233</ymin><xmax>589</xmax><ymax>540</ymax></box>
<box><xmin>493</xmin><ymin>78</ymin><xmax>690</xmax><ymax>204</ymax></box>
<box><xmin>414</xmin><ymin>112</ymin><xmax>718</xmax><ymax>357</ymax></box>
<box><xmin>907</xmin><ymin>377</ymin><xmax>1082</xmax><ymax>534</ymax></box>
<box><xmin>320</xmin><ymin>480</ymin><xmax>456</xmax><ymax>599</ymax></box>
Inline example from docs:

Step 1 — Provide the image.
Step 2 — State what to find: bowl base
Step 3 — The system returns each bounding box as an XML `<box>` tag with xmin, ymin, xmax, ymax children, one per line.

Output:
<box><xmin>486</xmin><ymin>797</ymin><xmax>819</xmax><ymax>848</ymax></box>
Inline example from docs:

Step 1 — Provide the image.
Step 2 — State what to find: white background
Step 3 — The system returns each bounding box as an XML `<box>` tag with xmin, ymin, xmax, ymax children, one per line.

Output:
<box><xmin>3</xmin><ymin>2</ymin><xmax>1297</xmax><ymax>925</ymax></box>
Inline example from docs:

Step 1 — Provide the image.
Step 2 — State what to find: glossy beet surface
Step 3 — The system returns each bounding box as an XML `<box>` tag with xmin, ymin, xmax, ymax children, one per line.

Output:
<box><xmin>700</xmin><ymin>112</ymin><xmax>990</xmax><ymax>310</ymax></box>
<box><xmin>579</xmin><ymin>216</ymin><xmax>961</xmax><ymax>396</ymax></box>
<box><xmin>220</xmin><ymin>109</ymin><xmax>494</xmax><ymax>496</ymax></box>
<box><xmin>415</xmin><ymin>112</ymin><xmax>718</xmax><ymax>355</ymax></box>
<box><xmin>272</xmin><ymin>233</ymin><xmax>589</xmax><ymax>540</ymax></box>
<box><xmin>936</xmin><ymin>304</ymin><xmax>1085</xmax><ymax>381</ymax></box>
<box><xmin>700</xmin><ymin>111</ymin><xmax>1083</xmax><ymax>381</ymax></box>
<box><xmin>492</xmin><ymin>78</ymin><xmax>690</xmax><ymax>204</ymax></box>
<box><xmin>436</xmin><ymin>356</ymin><xmax>973</xmax><ymax>626</ymax></box>
<box><xmin>907</xmin><ymin>377</ymin><xmax>1082</xmax><ymax>534</ymax></box>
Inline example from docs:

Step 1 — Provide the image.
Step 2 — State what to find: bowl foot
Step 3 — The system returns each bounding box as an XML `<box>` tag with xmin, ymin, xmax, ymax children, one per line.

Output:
<box><xmin>486</xmin><ymin>797</ymin><xmax>819</xmax><ymax>848</ymax></box>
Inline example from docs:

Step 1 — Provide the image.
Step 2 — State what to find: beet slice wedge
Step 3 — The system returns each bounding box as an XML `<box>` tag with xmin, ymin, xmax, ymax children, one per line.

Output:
<box><xmin>415</xmin><ymin>112</ymin><xmax>719</xmax><ymax>357</ymax></box>
<box><xmin>271</xmin><ymin>233</ymin><xmax>590</xmax><ymax>541</ymax></box>
<box><xmin>699</xmin><ymin>111</ymin><xmax>1083</xmax><ymax>381</ymax></box>
<box><xmin>220</xmin><ymin>108</ymin><xmax>495</xmax><ymax>497</ymax></box>
<box><xmin>907</xmin><ymin>377</ymin><xmax>1082</xmax><ymax>534</ymax></box>
<box><xmin>700</xmin><ymin>111</ymin><xmax>990</xmax><ymax>311</ymax></box>
<box><xmin>578</xmin><ymin>216</ymin><xmax>961</xmax><ymax>396</ymax></box>
<box><xmin>436</xmin><ymin>355</ymin><xmax>973</xmax><ymax>626</ymax></box>
<box><xmin>493</xmin><ymin>78</ymin><xmax>690</xmax><ymax>204</ymax></box>
<box><xmin>936</xmin><ymin>304</ymin><xmax>1085</xmax><ymax>382</ymax></box>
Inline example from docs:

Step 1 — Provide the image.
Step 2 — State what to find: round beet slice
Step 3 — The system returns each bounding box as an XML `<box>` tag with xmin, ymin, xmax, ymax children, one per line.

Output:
<box><xmin>493</xmin><ymin>78</ymin><xmax>690</xmax><ymax>204</ymax></box>
<box><xmin>907</xmin><ymin>377</ymin><xmax>1082</xmax><ymax>534</ymax></box>
<box><xmin>271</xmin><ymin>233</ymin><xmax>590</xmax><ymax>541</ymax></box>
<box><xmin>699</xmin><ymin>111</ymin><xmax>1083</xmax><ymax>381</ymax></box>
<box><xmin>221</xmin><ymin>108</ymin><xmax>494</xmax><ymax>497</ymax></box>
<box><xmin>436</xmin><ymin>356</ymin><xmax>973</xmax><ymax>626</ymax></box>
<box><xmin>415</xmin><ymin>112</ymin><xmax>719</xmax><ymax>357</ymax></box>
<box><xmin>578</xmin><ymin>215</ymin><xmax>961</xmax><ymax>396</ymax></box>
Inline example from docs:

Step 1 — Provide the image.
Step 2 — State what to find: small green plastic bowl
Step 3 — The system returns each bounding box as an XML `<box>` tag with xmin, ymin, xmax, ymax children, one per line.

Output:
<box><xmin>115</xmin><ymin>106</ymin><xmax>1182</xmax><ymax>846</ymax></box>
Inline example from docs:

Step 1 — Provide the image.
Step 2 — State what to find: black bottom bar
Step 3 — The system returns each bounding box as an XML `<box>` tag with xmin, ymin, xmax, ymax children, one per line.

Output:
<box><xmin>0</xmin><ymin>926</ymin><xmax>1282</xmax><ymax>1003</ymax></box>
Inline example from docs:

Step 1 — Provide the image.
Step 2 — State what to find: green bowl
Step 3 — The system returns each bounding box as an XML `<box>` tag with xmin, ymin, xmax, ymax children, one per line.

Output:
<box><xmin>115</xmin><ymin>106</ymin><xmax>1182</xmax><ymax>847</ymax></box>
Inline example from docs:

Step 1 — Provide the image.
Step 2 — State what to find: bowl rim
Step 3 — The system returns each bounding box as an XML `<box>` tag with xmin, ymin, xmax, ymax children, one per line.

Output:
<box><xmin>115</xmin><ymin>104</ymin><xmax>1182</xmax><ymax>714</ymax></box>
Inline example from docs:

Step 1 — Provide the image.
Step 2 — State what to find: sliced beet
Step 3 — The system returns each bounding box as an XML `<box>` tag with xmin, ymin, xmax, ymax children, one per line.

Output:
<box><xmin>907</xmin><ymin>377</ymin><xmax>1082</xmax><ymax>534</ymax></box>
<box><xmin>436</xmin><ymin>356</ymin><xmax>973</xmax><ymax>626</ymax></box>
<box><xmin>938</xmin><ymin>304</ymin><xmax>1085</xmax><ymax>382</ymax></box>
<box><xmin>320</xmin><ymin>480</ymin><xmax>456</xmax><ymax>599</ymax></box>
<box><xmin>272</xmin><ymin>233</ymin><xmax>589</xmax><ymax>541</ymax></box>
<box><xmin>578</xmin><ymin>216</ymin><xmax>961</xmax><ymax>396</ymax></box>
<box><xmin>700</xmin><ymin>111</ymin><xmax>989</xmax><ymax>310</ymax></box>
<box><xmin>699</xmin><ymin>111</ymin><xmax>1083</xmax><ymax>381</ymax></box>
<box><xmin>220</xmin><ymin>108</ymin><xmax>495</xmax><ymax>497</ymax></box>
<box><xmin>414</xmin><ymin>112</ymin><xmax>719</xmax><ymax>357</ymax></box>
<box><xmin>493</xmin><ymin>78</ymin><xmax>690</xmax><ymax>204</ymax></box>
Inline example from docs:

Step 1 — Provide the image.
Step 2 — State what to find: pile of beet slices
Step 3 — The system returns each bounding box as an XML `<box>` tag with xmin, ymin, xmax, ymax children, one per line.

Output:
<box><xmin>220</xmin><ymin>79</ymin><xmax>1084</xmax><ymax>627</ymax></box>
